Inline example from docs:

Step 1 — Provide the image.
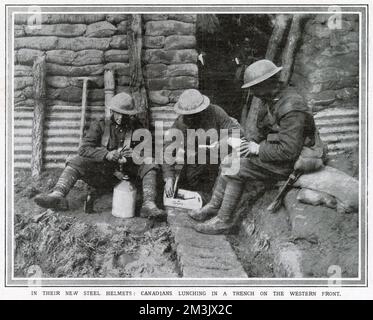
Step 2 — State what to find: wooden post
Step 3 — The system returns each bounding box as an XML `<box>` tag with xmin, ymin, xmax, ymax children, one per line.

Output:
<box><xmin>244</xmin><ymin>14</ymin><xmax>290</xmax><ymax>138</ymax></box>
<box><xmin>31</xmin><ymin>55</ymin><xmax>47</xmax><ymax>180</ymax></box>
<box><xmin>266</xmin><ymin>14</ymin><xmax>291</xmax><ymax>61</ymax></box>
<box><xmin>279</xmin><ymin>14</ymin><xmax>306</xmax><ymax>85</ymax></box>
<box><xmin>104</xmin><ymin>69</ymin><xmax>115</xmax><ymax>119</ymax></box>
<box><xmin>127</xmin><ymin>14</ymin><xmax>149</xmax><ymax>128</ymax></box>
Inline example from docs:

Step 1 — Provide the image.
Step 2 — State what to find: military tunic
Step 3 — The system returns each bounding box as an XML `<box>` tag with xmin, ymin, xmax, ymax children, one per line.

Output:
<box><xmin>162</xmin><ymin>104</ymin><xmax>245</xmax><ymax>200</ymax></box>
<box><xmin>67</xmin><ymin>116</ymin><xmax>157</xmax><ymax>189</ymax></box>
<box><xmin>224</xmin><ymin>87</ymin><xmax>316</xmax><ymax>183</ymax></box>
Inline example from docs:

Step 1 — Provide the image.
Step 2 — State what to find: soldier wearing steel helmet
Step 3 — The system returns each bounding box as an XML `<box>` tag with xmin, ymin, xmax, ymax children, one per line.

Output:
<box><xmin>34</xmin><ymin>92</ymin><xmax>164</xmax><ymax>218</ymax></box>
<box><xmin>190</xmin><ymin>59</ymin><xmax>318</xmax><ymax>235</ymax></box>
<box><xmin>162</xmin><ymin>89</ymin><xmax>246</xmax><ymax>204</ymax></box>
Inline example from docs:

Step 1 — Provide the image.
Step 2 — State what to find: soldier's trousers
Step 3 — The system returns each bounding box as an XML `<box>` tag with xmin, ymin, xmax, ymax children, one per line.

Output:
<box><xmin>222</xmin><ymin>157</ymin><xmax>293</xmax><ymax>183</ymax></box>
<box><xmin>178</xmin><ymin>164</ymin><xmax>220</xmax><ymax>203</ymax></box>
<box><xmin>66</xmin><ymin>155</ymin><xmax>158</xmax><ymax>190</ymax></box>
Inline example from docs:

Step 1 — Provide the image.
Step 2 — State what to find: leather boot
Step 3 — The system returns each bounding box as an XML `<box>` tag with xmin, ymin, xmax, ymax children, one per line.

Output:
<box><xmin>34</xmin><ymin>166</ymin><xmax>80</xmax><ymax>210</ymax></box>
<box><xmin>188</xmin><ymin>175</ymin><xmax>226</xmax><ymax>221</ymax></box>
<box><xmin>140</xmin><ymin>170</ymin><xmax>166</xmax><ymax>218</ymax></box>
<box><xmin>193</xmin><ymin>180</ymin><xmax>243</xmax><ymax>235</ymax></box>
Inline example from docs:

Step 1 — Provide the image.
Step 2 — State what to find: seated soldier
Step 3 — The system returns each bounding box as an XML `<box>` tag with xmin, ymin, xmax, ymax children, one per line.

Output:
<box><xmin>34</xmin><ymin>92</ymin><xmax>164</xmax><ymax>218</ymax></box>
<box><xmin>162</xmin><ymin>89</ymin><xmax>246</xmax><ymax>204</ymax></box>
<box><xmin>190</xmin><ymin>59</ymin><xmax>318</xmax><ymax>234</ymax></box>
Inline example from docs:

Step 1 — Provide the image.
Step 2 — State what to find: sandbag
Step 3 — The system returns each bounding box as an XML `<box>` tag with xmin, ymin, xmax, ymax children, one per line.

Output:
<box><xmin>14</xmin><ymin>65</ymin><xmax>33</xmax><ymax>77</ymax></box>
<box><xmin>15</xmin><ymin>49</ymin><xmax>43</xmax><ymax>65</ymax></box>
<box><xmin>85</xmin><ymin>21</ymin><xmax>117</xmax><ymax>38</ymax></box>
<box><xmin>46</xmin><ymin>63</ymin><xmax>104</xmax><ymax>76</ymax></box>
<box><xmin>46</xmin><ymin>50</ymin><xmax>104</xmax><ymax>66</ymax></box>
<box><xmin>143</xmin><ymin>49</ymin><xmax>198</xmax><ymax>64</ymax></box>
<box><xmin>110</xmin><ymin>35</ymin><xmax>128</xmax><ymax>49</ymax></box>
<box><xmin>294</xmin><ymin>165</ymin><xmax>358</xmax><ymax>212</ymax></box>
<box><xmin>296</xmin><ymin>188</ymin><xmax>337</xmax><ymax>209</ymax></box>
<box><xmin>24</xmin><ymin>24</ymin><xmax>86</xmax><ymax>37</ymax></box>
<box><xmin>104</xmin><ymin>50</ymin><xmax>129</xmax><ymax>63</ymax></box>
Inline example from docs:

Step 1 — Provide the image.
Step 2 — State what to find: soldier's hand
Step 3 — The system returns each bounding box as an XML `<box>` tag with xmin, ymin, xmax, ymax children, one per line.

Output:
<box><xmin>106</xmin><ymin>150</ymin><xmax>120</xmax><ymax>162</ymax></box>
<box><xmin>164</xmin><ymin>178</ymin><xmax>174</xmax><ymax>198</ymax></box>
<box><xmin>239</xmin><ymin>140</ymin><xmax>260</xmax><ymax>157</ymax></box>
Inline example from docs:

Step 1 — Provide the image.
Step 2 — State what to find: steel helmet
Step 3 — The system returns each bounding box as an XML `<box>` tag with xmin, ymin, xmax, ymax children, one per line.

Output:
<box><xmin>241</xmin><ymin>59</ymin><xmax>283</xmax><ymax>89</ymax></box>
<box><xmin>107</xmin><ymin>92</ymin><xmax>139</xmax><ymax>115</ymax></box>
<box><xmin>174</xmin><ymin>89</ymin><xmax>210</xmax><ymax>115</ymax></box>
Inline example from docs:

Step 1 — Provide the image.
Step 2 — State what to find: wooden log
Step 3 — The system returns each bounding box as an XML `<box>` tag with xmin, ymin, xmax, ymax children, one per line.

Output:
<box><xmin>104</xmin><ymin>69</ymin><xmax>115</xmax><ymax>119</ymax></box>
<box><xmin>127</xmin><ymin>14</ymin><xmax>149</xmax><ymax>127</ymax></box>
<box><xmin>280</xmin><ymin>14</ymin><xmax>306</xmax><ymax>85</ymax></box>
<box><xmin>31</xmin><ymin>55</ymin><xmax>47</xmax><ymax>180</ymax></box>
<box><xmin>266</xmin><ymin>15</ymin><xmax>291</xmax><ymax>61</ymax></box>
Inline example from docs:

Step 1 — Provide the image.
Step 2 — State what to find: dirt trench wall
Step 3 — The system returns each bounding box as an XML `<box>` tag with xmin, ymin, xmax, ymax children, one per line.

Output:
<box><xmin>13</xmin><ymin>14</ymin><xmax>198</xmax><ymax>168</ymax></box>
<box><xmin>292</xmin><ymin>14</ymin><xmax>359</xmax><ymax>155</ymax></box>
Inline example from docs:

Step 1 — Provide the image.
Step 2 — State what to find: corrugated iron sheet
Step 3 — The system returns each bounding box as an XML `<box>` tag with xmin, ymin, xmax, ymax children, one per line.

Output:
<box><xmin>14</xmin><ymin>105</ymin><xmax>179</xmax><ymax>168</ymax></box>
<box><xmin>14</xmin><ymin>105</ymin><xmax>359</xmax><ymax>168</ymax></box>
<box><xmin>314</xmin><ymin>107</ymin><xmax>359</xmax><ymax>156</ymax></box>
<box><xmin>14</xmin><ymin>105</ymin><xmax>105</xmax><ymax>168</ymax></box>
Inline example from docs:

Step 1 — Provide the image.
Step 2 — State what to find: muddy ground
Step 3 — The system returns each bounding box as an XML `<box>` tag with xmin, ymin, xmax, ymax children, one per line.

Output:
<box><xmin>14</xmin><ymin>169</ymin><xmax>180</xmax><ymax>278</ymax></box>
<box><xmin>14</xmin><ymin>148</ymin><xmax>359</xmax><ymax>279</ymax></box>
<box><xmin>229</xmin><ymin>148</ymin><xmax>360</xmax><ymax>278</ymax></box>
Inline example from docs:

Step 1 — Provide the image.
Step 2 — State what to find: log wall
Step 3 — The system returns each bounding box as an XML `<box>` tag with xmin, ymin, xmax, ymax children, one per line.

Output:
<box><xmin>13</xmin><ymin>13</ymin><xmax>198</xmax><ymax>168</ymax></box>
<box><xmin>291</xmin><ymin>14</ymin><xmax>359</xmax><ymax>155</ymax></box>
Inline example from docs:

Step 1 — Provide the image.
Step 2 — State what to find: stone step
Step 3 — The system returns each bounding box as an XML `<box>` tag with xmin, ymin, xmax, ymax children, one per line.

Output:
<box><xmin>166</xmin><ymin>207</ymin><xmax>247</xmax><ymax>278</ymax></box>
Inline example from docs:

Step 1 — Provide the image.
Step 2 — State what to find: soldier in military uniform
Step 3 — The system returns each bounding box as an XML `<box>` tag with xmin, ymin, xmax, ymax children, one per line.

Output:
<box><xmin>162</xmin><ymin>89</ymin><xmax>245</xmax><ymax>204</ymax></box>
<box><xmin>190</xmin><ymin>59</ymin><xmax>318</xmax><ymax>234</ymax></box>
<box><xmin>34</xmin><ymin>92</ymin><xmax>164</xmax><ymax>218</ymax></box>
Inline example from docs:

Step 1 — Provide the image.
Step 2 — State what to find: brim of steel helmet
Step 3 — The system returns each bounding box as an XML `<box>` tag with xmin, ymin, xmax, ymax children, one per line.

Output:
<box><xmin>241</xmin><ymin>66</ymin><xmax>283</xmax><ymax>89</ymax></box>
<box><xmin>174</xmin><ymin>95</ymin><xmax>210</xmax><ymax>115</ymax></box>
<box><xmin>108</xmin><ymin>104</ymin><xmax>141</xmax><ymax>115</ymax></box>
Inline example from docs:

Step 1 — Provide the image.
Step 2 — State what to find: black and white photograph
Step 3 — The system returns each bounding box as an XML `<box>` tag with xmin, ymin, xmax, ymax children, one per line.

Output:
<box><xmin>0</xmin><ymin>0</ymin><xmax>371</xmax><ymax>300</ymax></box>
